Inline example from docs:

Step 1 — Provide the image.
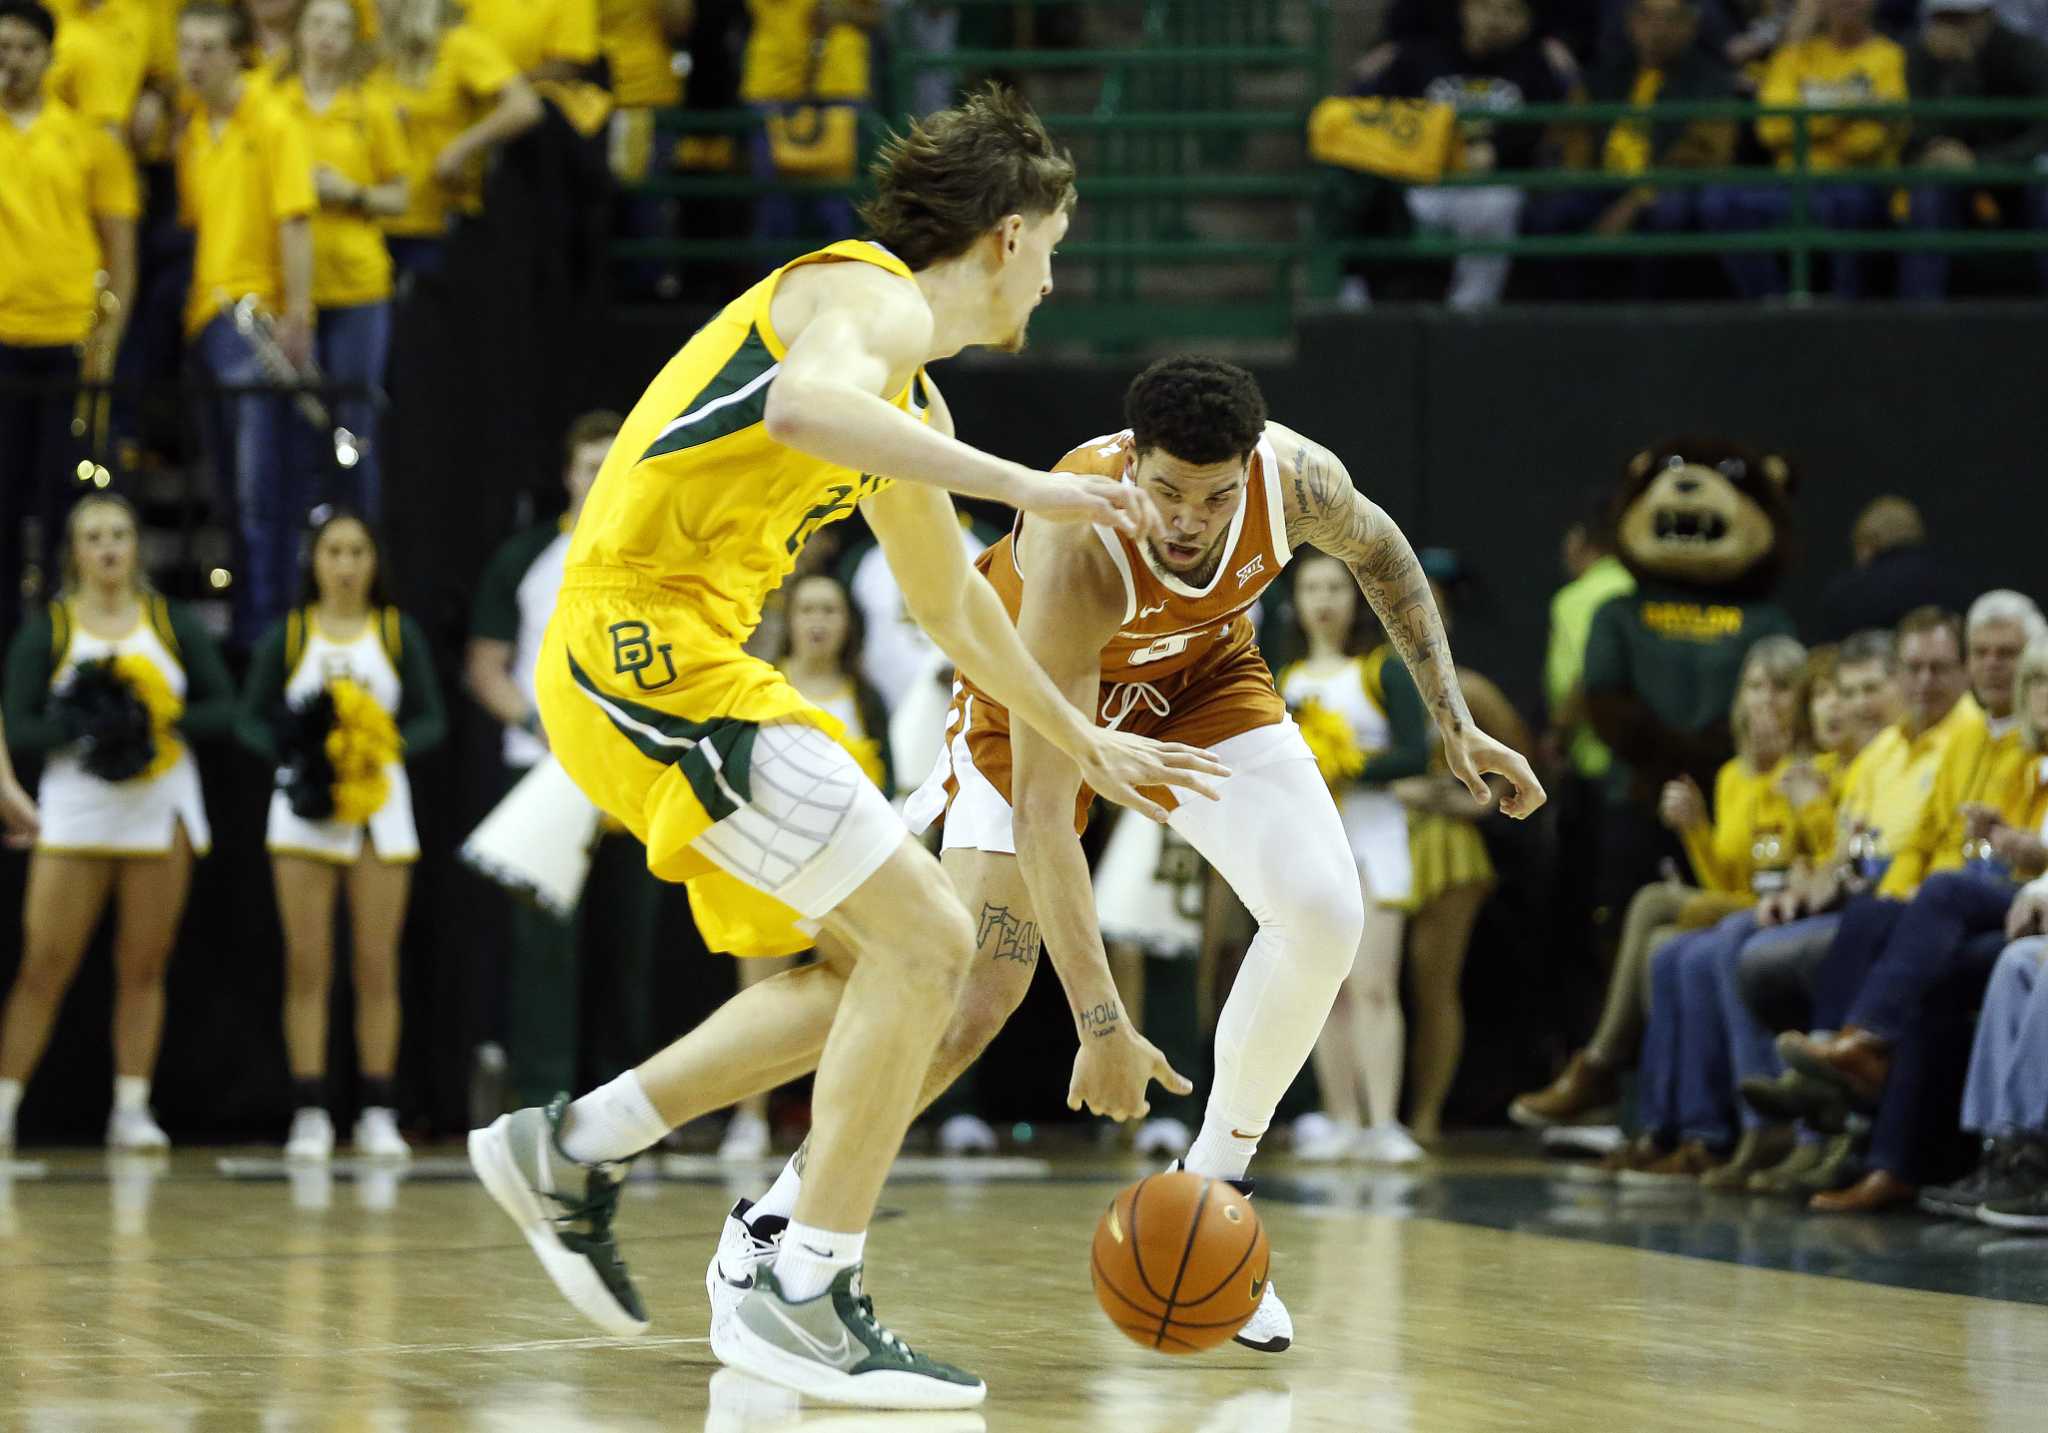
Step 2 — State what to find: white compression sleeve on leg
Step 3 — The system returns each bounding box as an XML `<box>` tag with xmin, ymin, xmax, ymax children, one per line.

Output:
<box><xmin>1169</xmin><ymin>733</ymin><xmax>1366</xmax><ymax>1178</ymax></box>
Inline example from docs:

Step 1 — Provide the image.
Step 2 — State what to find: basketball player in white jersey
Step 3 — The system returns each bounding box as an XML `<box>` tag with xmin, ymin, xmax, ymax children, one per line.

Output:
<box><xmin>709</xmin><ymin>356</ymin><xmax>1545</xmax><ymax>1351</ymax></box>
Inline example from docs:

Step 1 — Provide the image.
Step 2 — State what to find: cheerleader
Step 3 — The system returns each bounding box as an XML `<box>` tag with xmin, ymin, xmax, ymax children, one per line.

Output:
<box><xmin>237</xmin><ymin>509</ymin><xmax>445</xmax><ymax>1161</ymax></box>
<box><xmin>0</xmin><ymin>494</ymin><xmax>234</xmax><ymax>1151</ymax></box>
<box><xmin>719</xmin><ymin>573</ymin><xmax>893</xmax><ymax>1160</ymax></box>
<box><xmin>1278</xmin><ymin>554</ymin><xmax>1432</xmax><ymax>1164</ymax></box>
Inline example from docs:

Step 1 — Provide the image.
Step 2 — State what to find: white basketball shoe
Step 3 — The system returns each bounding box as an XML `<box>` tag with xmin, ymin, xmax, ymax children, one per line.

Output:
<box><xmin>1166</xmin><ymin>1159</ymin><xmax>1293</xmax><ymax>1353</ymax></box>
<box><xmin>706</xmin><ymin>1197</ymin><xmax>787</xmax><ymax>1344</ymax></box>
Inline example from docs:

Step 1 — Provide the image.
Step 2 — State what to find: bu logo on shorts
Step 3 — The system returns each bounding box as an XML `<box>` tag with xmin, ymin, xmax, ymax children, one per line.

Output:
<box><xmin>608</xmin><ymin>620</ymin><xmax>677</xmax><ymax>691</ymax></box>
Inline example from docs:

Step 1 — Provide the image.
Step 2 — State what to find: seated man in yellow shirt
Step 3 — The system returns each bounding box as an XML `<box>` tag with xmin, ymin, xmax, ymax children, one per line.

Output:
<box><xmin>1698</xmin><ymin>0</ymin><xmax>1908</xmax><ymax>298</ymax></box>
<box><xmin>0</xmin><ymin>0</ymin><xmax>137</xmax><ymax>637</ymax></box>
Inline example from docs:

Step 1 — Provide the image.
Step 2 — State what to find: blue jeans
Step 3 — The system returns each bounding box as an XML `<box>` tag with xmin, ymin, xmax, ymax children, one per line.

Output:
<box><xmin>1847</xmin><ymin>869</ymin><xmax>2016</xmax><ymax>1041</ymax></box>
<box><xmin>1963</xmin><ymin>938</ymin><xmax>2048</xmax><ymax>1135</ymax></box>
<box><xmin>1716</xmin><ymin>911</ymin><xmax>1853</xmax><ymax>1129</ymax></box>
<box><xmin>1807</xmin><ymin>894</ymin><xmax>1908</xmax><ymax>1030</ymax></box>
<box><xmin>309</xmin><ymin>301</ymin><xmax>391</xmax><ymax>521</ymax></box>
<box><xmin>194</xmin><ymin>314</ymin><xmax>302</xmax><ymax>643</ymax></box>
<box><xmin>1900</xmin><ymin>184</ymin><xmax>2048</xmax><ymax>300</ymax></box>
<box><xmin>749</xmin><ymin>103</ymin><xmax>860</xmax><ymax>243</ymax></box>
<box><xmin>1638</xmin><ymin>924</ymin><xmax>1741</xmax><ymax>1147</ymax></box>
<box><xmin>1735</xmin><ymin>911</ymin><xmax>1842</xmax><ymax>1034</ymax></box>
<box><xmin>1698</xmin><ymin>182</ymin><xmax>1883</xmax><ymax>299</ymax></box>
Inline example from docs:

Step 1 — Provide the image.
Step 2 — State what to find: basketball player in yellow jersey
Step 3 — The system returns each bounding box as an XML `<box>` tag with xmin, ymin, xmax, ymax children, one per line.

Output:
<box><xmin>715</xmin><ymin>357</ymin><xmax>1547</xmax><ymax>1354</ymax></box>
<box><xmin>466</xmin><ymin>86</ymin><xmax>1227</xmax><ymax>1412</ymax></box>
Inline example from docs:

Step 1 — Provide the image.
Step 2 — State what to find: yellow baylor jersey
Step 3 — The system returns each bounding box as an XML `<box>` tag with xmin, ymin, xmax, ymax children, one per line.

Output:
<box><xmin>565</xmin><ymin>238</ymin><xmax>931</xmax><ymax>642</ymax></box>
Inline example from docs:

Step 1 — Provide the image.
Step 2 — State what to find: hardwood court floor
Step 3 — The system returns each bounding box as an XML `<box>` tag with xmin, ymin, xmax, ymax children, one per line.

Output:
<box><xmin>4</xmin><ymin>1145</ymin><xmax>2048</xmax><ymax>1432</ymax></box>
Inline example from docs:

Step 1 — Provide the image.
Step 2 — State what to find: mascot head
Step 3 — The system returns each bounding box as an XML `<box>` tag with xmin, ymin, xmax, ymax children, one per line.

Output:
<box><xmin>1613</xmin><ymin>437</ymin><xmax>1795</xmax><ymax>597</ymax></box>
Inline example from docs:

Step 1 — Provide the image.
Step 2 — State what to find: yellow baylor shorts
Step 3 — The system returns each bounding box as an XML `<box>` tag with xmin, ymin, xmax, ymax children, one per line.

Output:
<box><xmin>537</xmin><ymin>573</ymin><xmax>906</xmax><ymax>957</ymax></box>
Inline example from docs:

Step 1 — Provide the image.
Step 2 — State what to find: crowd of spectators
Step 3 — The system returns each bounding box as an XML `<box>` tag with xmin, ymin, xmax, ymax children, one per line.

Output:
<box><xmin>1505</xmin><ymin>496</ymin><xmax>2048</xmax><ymax>1223</ymax></box>
<box><xmin>1329</xmin><ymin>0</ymin><xmax>2048</xmax><ymax>306</ymax></box>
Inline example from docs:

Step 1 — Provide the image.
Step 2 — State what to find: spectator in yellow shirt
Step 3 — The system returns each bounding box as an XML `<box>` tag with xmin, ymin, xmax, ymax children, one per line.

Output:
<box><xmin>741</xmin><ymin>0</ymin><xmax>879</xmax><ymax>241</ymax></box>
<box><xmin>467</xmin><ymin>0</ymin><xmax>610</xmax><ymax>135</ymax></box>
<box><xmin>379</xmin><ymin>0</ymin><xmax>541</xmax><ymax>282</ymax></box>
<box><xmin>273</xmin><ymin>0</ymin><xmax>407</xmax><ymax>521</ymax></box>
<box><xmin>176</xmin><ymin>0</ymin><xmax>317</xmax><ymax>642</ymax></box>
<box><xmin>1699</xmin><ymin>0</ymin><xmax>1907</xmax><ymax>297</ymax></box>
<box><xmin>0</xmin><ymin>0</ymin><xmax>137</xmax><ymax>639</ymax></box>
<box><xmin>44</xmin><ymin>0</ymin><xmax>147</xmax><ymax>129</ymax></box>
<box><xmin>605</xmin><ymin>0</ymin><xmax>692</xmax><ymax>298</ymax></box>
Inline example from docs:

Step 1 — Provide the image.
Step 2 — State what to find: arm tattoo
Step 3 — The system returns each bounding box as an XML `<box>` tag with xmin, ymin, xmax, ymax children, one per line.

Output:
<box><xmin>977</xmin><ymin>903</ymin><xmax>1040</xmax><ymax>965</ymax></box>
<box><xmin>1290</xmin><ymin>441</ymin><xmax>1469</xmax><ymax>736</ymax></box>
<box><xmin>1076</xmin><ymin>1001</ymin><xmax>1122</xmax><ymax>1039</ymax></box>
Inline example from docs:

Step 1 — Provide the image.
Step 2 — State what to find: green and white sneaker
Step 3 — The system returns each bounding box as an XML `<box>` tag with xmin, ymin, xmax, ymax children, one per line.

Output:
<box><xmin>468</xmin><ymin>1095</ymin><xmax>648</xmax><ymax>1337</ymax></box>
<box><xmin>713</xmin><ymin>1264</ymin><xmax>985</xmax><ymax>1410</ymax></box>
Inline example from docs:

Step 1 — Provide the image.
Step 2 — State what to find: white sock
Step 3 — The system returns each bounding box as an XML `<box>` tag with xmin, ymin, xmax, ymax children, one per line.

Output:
<box><xmin>0</xmin><ymin>1077</ymin><xmax>21</xmax><ymax>1131</ymax></box>
<box><xmin>750</xmin><ymin>1150</ymin><xmax>805</xmax><ymax>1226</ymax></box>
<box><xmin>558</xmin><ymin>1071</ymin><xmax>670</xmax><ymax>1164</ymax></box>
<box><xmin>113</xmin><ymin>1077</ymin><xmax>151</xmax><ymax>1115</ymax></box>
<box><xmin>1184</xmin><ymin>1116</ymin><xmax>1263</xmax><ymax>1182</ymax></box>
<box><xmin>772</xmin><ymin>1219</ymin><xmax>866</xmax><ymax>1302</ymax></box>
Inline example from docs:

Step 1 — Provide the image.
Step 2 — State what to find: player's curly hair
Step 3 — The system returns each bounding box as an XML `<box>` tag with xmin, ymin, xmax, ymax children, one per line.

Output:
<box><xmin>1125</xmin><ymin>356</ymin><xmax>1268</xmax><ymax>465</ymax></box>
<box><xmin>859</xmin><ymin>84</ymin><xmax>1076</xmax><ymax>272</ymax></box>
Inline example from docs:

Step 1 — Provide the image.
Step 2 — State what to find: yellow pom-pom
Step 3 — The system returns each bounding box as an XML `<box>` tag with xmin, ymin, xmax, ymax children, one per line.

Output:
<box><xmin>111</xmin><ymin>653</ymin><xmax>185</xmax><ymax>782</ymax></box>
<box><xmin>1293</xmin><ymin>697</ymin><xmax>1365</xmax><ymax>789</ymax></box>
<box><xmin>324</xmin><ymin>677</ymin><xmax>400</xmax><ymax>822</ymax></box>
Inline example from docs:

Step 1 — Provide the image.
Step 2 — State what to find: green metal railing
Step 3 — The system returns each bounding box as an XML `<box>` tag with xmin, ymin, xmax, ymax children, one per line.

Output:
<box><xmin>611</xmin><ymin>5</ymin><xmax>2048</xmax><ymax>341</ymax></box>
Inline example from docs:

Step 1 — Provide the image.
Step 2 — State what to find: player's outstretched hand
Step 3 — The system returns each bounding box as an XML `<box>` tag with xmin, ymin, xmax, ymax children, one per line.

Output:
<box><xmin>1068</xmin><ymin>1018</ymin><xmax>1194</xmax><ymax>1123</ymax></box>
<box><xmin>1076</xmin><ymin>729</ymin><xmax>1230</xmax><ymax>825</ymax></box>
<box><xmin>1444</xmin><ymin>728</ymin><xmax>1547</xmax><ymax>820</ymax></box>
<box><xmin>1012</xmin><ymin>470</ymin><xmax>1164</xmax><ymax>541</ymax></box>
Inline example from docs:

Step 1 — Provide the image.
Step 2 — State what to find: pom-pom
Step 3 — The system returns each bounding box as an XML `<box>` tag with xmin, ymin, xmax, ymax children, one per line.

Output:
<box><xmin>278</xmin><ymin>677</ymin><xmax>400</xmax><ymax>824</ymax></box>
<box><xmin>326</xmin><ymin>678</ymin><xmax>400</xmax><ymax>825</ymax></box>
<box><xmin>1293</xmin><ymin>697</ymin><xmax>1365</xmax><ymax>789</ymax></box>
<box><xmin>50</xmin><ymin>656</ymin><xmax>183</xmax><ymax>784</ymax></box>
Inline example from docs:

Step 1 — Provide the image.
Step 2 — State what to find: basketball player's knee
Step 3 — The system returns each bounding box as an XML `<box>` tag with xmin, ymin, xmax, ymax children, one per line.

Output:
<box><xmin>1290</xmin><ymin>868</ymin><xmax>1366</xmax><ymax>984</ymax></box>
<box><xmin>893</xmin><ymin>899</ymin><xmax>977</xmax><ymax>1006</ymax></box>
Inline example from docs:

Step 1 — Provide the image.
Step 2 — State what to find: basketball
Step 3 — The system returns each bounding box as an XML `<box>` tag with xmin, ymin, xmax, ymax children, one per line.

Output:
<box><xmin>1090</xmin><ymin>1170</ymin><xmax>1270</xmax><ymax>1354</ymax></box>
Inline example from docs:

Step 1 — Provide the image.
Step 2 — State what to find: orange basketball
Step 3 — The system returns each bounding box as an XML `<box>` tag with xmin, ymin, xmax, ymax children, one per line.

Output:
<box><xmin>1090</xmin><ymin>1169</ymin><xmax>1269</xmax><ymax>1354</ymax></box>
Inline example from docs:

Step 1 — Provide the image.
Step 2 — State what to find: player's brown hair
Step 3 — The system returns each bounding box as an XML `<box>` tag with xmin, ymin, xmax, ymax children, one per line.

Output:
<box><xmin>563</xmin><ymin>410</ymin><xmax>623</xmax><ymax>467</ymax></box>
<box><xmin>859</xmin><ymin>84</ymin><xmax>1076</xmax><ymax>272</ymax></box>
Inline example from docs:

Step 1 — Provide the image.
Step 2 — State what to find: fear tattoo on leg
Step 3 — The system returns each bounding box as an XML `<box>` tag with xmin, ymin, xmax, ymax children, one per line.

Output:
<box><xmin>977</xmin><ymin>903</ymin><xmax>1040</xmax><ymax>965</ymax></box>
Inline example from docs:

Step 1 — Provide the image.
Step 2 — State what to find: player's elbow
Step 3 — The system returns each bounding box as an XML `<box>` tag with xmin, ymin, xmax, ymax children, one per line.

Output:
<box><xmin>761</xmin><ymin>376</ymin><xmax>815</xmax><ymax>447</ymax></box>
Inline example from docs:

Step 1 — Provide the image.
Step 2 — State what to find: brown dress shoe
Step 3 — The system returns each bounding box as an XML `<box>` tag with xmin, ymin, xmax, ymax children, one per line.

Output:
<box><xmin>1810</xmin><ymin>1169</ymin><xmax>1918</xmax><ymax>1214</ymax></box>
<box><xmin>1776</xmin><ymin>1027</ymin><xmax>1892</xmax><ymax>1108</ymax></box>
<box><xmin>1509</xmin><ymin>1050</ymin><xmax>1621</xmax><ymax>1129</ymax></box>
<box><xmin>1617</xmin><ymin>1139</ymin><xmax>1725</xmax><ymax>1187</ymax></box>
<box><xmin>1559</xmin><ymin>1133</ymin><xmax>1666</xmax><ymax>1185</ymax></box>
<box><xmin>1701</xmin><ymin>1125</ymin><xmax>1797</xmax><ymax>1192</ymax></box>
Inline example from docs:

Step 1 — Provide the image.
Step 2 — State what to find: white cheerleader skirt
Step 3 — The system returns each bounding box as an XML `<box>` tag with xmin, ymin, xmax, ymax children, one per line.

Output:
<box><xmin>1095</xmin><ymin>810</ymin><xmax>1205</xmax><ymax>960</ymax></box>
<box><xmin>1340</xmin><ymin>787</ymin><xmax>1414</xmax><ymax>908</ymax></box>
<box><xmin>266</xmin><ymin>761</ymin><xmax>419</xmax><ymax>863</ymax></box>
<box><xmin>37</xmin><ymin>751</ymin><xmax>211</xmax><ymax>857</ymax></box>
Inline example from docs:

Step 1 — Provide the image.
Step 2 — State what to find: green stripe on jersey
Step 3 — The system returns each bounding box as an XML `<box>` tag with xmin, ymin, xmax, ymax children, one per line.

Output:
<box><xmin>639</xmin><ymin>328</ymin><xmax>780</xmax><ymax>463</ymax></box>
